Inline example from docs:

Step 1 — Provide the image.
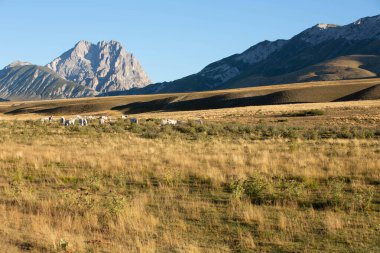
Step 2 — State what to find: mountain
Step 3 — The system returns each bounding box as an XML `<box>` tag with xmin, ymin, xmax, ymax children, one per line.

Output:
<box><xmin>0</xmin><ymin>40</ymin><xmax>150</xmax><ymax>100</ymax></box>
<box><xmin>47</xmin><ymin>40</ymin><xmax>151</xmax><ymax>93</ymax></box>
<box><xmin>124</xmin><ymin>14</ymin><xmax>380</xmax><ymax>95</ymax></box>
<box><xmin>0</xmin><ymin>62</ymin><xmax>96</xmax><ymax>100</ymax></box>
<box><xmin>225</xmin><ymin>55</ymin><xmax>380</xmax><ymax>89</ymax></box>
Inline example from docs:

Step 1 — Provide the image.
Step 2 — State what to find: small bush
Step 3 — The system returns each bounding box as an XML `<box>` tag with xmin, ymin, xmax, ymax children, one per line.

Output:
<box><xmin>228</xmin><ymin>176</ymin><xmax>375</xmax><ymax>211</ymax></box>
<box><xmin>282</xmin><ymin>109</ymin><xmax>324</xmax><ymax>117</ymax></box>
<box><xmin>142</xmin><ymin>130</ymin><xmax>160</xmax><ymax>139</ymax></box>
<box><xmin>229</xmin><ymin>174</ymin><xmax>273</xmax><ymax>204</ymax></box>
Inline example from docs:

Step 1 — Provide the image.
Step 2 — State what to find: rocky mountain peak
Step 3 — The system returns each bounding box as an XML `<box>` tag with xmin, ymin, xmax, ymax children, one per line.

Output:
<box><xmin>70</xmin><ymin>41</ymin><xmax>92</xmax><ymax>57</ymax></box>
<box><xmin>98</xmin><ymin>40</ymin><xmax>122</xmax><ymax>47</ymax></box>
<box><xmin>5</xmin><ymin>61</ymin><xmax>33</xmax><ymax>69</ymax></box>
<box><xmin>75</xmin><ymin>40</ymin><xmax>92</xmax><ymax>47</ymax></box>
<box><xmin>47</xmin><ymin>40</ymin><xmax>151</xmax><ymax>93</ymax></box>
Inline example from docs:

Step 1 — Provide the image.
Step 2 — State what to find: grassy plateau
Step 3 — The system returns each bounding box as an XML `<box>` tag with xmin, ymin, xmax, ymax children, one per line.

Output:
<box><xmin>0</xmin><ymin>88</ymin><xmax>379</xmax><ymax>252</ymax></box>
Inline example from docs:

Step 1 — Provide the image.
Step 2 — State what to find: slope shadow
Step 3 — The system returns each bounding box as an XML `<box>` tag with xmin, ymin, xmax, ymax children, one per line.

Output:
<box><xmin>5</xmin><ymin>103</ymin><xmax>111</xmax><ymax>115</ymax></box>
<box><xmin>111</xmin><ymin>92</ymin><xmax>311</xmax><ymax>114</ymax></box>
<box><xmin>111</xmin><ymin>97</ymin><xmax>179</xmax><ymax>114</ymax></box>
<box><xmin>4</xmin><ymin>107</ymin><xmax>39</xmax><ymax>115</ymax></box>
<box><xmin>111</xmin><ymin>83</ymin><xmax>380</xmax><ymax>114</ymax></box>
<box><xmin>334</xmin><ymin>84</ymin><xmax>380</xmax><ymax>101</ymax></box>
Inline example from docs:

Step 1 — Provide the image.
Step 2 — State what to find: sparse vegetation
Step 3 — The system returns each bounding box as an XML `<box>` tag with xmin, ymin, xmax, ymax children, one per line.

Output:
<box><xmin>2</xmin><ymin>119</ymin><xmax>379</xmax><ymax>142</ymax></box>
<box><xmin>281</xmin><ymin>109</ymin><xmax>325</xmax><ymax>117</ymax></box>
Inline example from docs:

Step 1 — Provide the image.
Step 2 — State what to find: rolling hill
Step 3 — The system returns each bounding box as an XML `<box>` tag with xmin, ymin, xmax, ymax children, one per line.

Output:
<box><xmin>225</xmin><ymin>55</ymin><xmax>380</xmax><ymax>89</ymax></box>
<box><xmin>1</xmin><ymin>78</ymin><xmax>379</xmax><ymax>116</ymax></box>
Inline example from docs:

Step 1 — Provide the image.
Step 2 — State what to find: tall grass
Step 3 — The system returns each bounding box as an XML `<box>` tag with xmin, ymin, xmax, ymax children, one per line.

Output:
<box><xmin>0</xmin><ymin>120</ymin><xmax>378</xmax><ymax>252</ymax></box>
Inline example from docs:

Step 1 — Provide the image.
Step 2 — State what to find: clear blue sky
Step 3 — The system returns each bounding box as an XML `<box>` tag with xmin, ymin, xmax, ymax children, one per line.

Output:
<box><xmin>0</xmin><ymin>0</ymin><xmax>379</xmax><ymax>82</ymax></box>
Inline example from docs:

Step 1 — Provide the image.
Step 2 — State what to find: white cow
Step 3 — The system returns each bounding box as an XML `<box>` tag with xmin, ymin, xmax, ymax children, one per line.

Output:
<box><xmin>60</xmin><ymin>117</ymin><xmax>65</xmax><ymax>125</ymax></box>
<box><xmin>99</xmin><ymin>118</ymin><xmax>105</xmax><ymax>125</ymax></box>
<box><xmin>161</xmin><ymin>119</ymin><xmax>178</xmax><ymax>126</ymax></box>
<box><xmin>40</xmin><ymin>117</ymin><xmax>49</xmax><ymax>122</ymax></box>
<box><xmin>121</xmin><ymin>115</ymin><xmax>128</xmax><ymax>119</ymax></box>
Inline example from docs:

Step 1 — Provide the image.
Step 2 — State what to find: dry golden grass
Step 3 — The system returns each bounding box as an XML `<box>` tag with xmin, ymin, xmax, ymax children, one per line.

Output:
<box><xmin>0</xmin><ymin>100</ymin><xmax>379</xmax><ymax>252</ymax></box>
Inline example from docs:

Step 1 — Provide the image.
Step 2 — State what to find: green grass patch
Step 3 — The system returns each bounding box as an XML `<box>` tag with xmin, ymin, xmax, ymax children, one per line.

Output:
<box><xmin>282</xmin><ymin>109</ymin><xmax>325</xmax><ymax>117</ymax></box>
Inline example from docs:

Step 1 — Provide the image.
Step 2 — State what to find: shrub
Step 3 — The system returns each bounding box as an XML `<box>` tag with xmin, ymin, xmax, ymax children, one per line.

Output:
<box><xmin>229</xmin><ymin>174</ymin><xmax>273</xmax><ymax>204</ymax></box>
<box><xmin>350</xmin><ymin>185</ymin><xmax>375</xmax><ymax>211</ymax></box>
<box><xmin>227</xmin><ymin>176</ymin><xmax>377</xmax><ymax>211</ymax></box>
<box><xmin>303</xmin><ymin>129</ymin><xmax>319</xmax><ymax>140</ymax></box>
<box><xmin>282</xmin><ymin>109</ymin><xmax>324</xmax><ymax>117</ymax></box>
<box><xmin>142</xmin><ymin>130</ymin><xmax>160</xmax><ymax>139</ymax></box>
<box><xmin>243</xmin><ymin>175</ymin><xmax>272</xmax><ymax>204</ymax></box>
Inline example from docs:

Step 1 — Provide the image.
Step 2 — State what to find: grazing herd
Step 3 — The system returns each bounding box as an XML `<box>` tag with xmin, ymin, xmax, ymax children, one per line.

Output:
<box><xmin>40</xmin><ymin>114</ymin><xmax>200</xmax><ymax>127</ymax></box>
<box><xmin>41</xmin><ymin>115</ymin><xmax>131</xmax><ymax>126</ymax></box>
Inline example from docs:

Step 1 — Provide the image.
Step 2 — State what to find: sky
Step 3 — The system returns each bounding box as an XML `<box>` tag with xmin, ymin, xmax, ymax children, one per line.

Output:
<box><xmin>0</xmin><ymin>0</ymin><xmax>379</xmax><ymax>83</ymax></box>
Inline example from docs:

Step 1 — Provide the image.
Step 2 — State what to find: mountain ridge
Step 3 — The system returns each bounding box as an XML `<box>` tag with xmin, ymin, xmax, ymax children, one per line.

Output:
<box><xmin>123</xmin><ymin>14</ymin><xmax>380</xmax><ymax>95</ymax></box>
<box><xmin>0</xmin><ymin>64</ymin><xmax>96</xmax><ymax>100</ymax></box>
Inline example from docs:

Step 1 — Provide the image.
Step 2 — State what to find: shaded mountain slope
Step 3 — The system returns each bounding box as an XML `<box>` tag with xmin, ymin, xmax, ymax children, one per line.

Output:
<box><xmin>226</xmin><ymin>55</ymin><xmax>380</xmax><ymax>88</ymax></box>
<box><xmin>0</xmin><ymin>63</ymin><xmax>96</xmax><ymax>100</ymax></box>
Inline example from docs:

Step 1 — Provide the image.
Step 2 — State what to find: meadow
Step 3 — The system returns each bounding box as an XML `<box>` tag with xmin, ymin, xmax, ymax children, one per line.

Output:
<box><xmin>0</xmin><ymin>100</ymin><xmax>379</xmax><ymax>252</ymax></box>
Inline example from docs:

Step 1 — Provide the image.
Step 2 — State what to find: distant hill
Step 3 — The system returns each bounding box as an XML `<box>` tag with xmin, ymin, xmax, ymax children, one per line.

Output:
<box><xmin>123</xmin><ymin>14</ymin><xmax>380</xmax><ymax>95</ymax></box>
<box><xmin>225</xmin><ymin>55</ymin><xmax>380</xmax><ymax>89</ymax></box>
<box><xmin>0</xmin><ymin>62</ymin><xmax>96</xmax><ymax>100</ymax></box>
<box><xmin>2</xmin><ymin>78</ymin><xmax>379</xmax><ymax>115</ymax></box>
